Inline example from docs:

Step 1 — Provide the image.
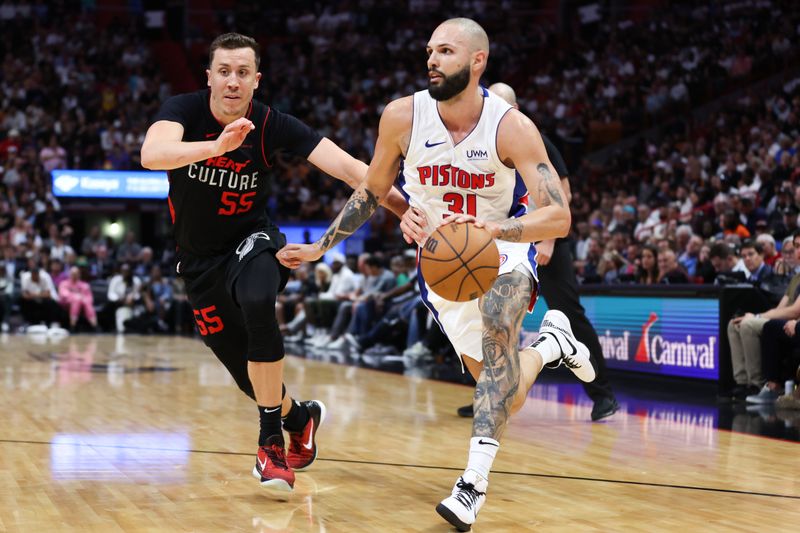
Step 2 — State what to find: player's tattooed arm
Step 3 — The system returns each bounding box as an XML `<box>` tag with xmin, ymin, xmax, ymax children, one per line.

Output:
<box><xmin>473</xmin><ymin>272</ymin><xmax>531</xmax><ymax>439</ymax></box>
<box><xmin>495</xmin><ymin>162</ymin><xmax>564</xmax><ymax>242</ymax></box>
<box><xmin>497</xmin><ymin>219</ymin><xmax>524</xmax><ymax>242</ymax></box>
<box><xmin>535</xmin><ymin>163</ymin><xmax>564</xmax><ymax>208</ymax></box>
<box><xmin>316</xmin><ymin>187</ymin><xmax>379</xmax><ymax>251</ymax></box>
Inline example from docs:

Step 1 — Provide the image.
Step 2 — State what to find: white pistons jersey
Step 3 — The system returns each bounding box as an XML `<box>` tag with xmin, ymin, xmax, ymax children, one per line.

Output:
<box><xmin>400</xmin><ymin>88</ymin><xmax>540</xmax><ymax>363</ymax></box>
<box><xmin>398</xmin><ymin>87</ymin><xmax>529</xmax><ymax>226</ymax></box>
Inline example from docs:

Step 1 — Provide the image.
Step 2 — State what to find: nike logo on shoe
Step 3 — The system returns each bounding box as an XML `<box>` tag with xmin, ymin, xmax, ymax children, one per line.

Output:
<box><xmin>556</xmin><ymin>331</ymin><xmax>578</xmax><ymax>356</ymax></box>
<box><xmin>425</xmin><ymin>139</ymin><xmax>446</xmax><ymax>148</ymax></box>
<box><xmin>303</xmin><ymin>422</ymin><xmax>315</xmax><ymax>450</ymax></box>
<box><xmin>477</xmin><ymin>439</ymin><xmax>498</xmax><ymax>447</ymax></box>
<box><xmin>258</xmin><ymin>456</ymin><xmax>268</xmax><ymax>472</ymax></box>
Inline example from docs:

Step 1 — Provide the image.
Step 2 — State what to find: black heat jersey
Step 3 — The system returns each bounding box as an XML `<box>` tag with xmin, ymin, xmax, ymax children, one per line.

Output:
<box><xmin>153</xmin><ymin>89</ymin><xmax>322</xmax><ymax>257</ymax></box>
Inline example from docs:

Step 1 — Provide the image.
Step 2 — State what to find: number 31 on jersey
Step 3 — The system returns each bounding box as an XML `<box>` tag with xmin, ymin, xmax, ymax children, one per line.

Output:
<box><xmin>443</xmin><ymin>192</ymin><xmax>476</xmax><ymax>218</ymax></box>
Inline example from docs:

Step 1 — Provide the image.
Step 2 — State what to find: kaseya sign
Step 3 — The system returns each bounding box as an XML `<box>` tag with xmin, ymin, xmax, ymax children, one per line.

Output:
<box><xmin>524</xmin><ymin>295</ymin><xmax>719</xmax><ymax>380</ymax></box>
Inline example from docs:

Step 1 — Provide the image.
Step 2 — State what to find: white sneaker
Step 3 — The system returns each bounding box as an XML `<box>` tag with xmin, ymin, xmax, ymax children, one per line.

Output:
<box><xmin>26</xmin><ymin>324</ymin><xmax>49</xmax><ymax>335</ymax></box>
<box><xmin>47</xmin><ymin>326</ymin><xmax>70</xmax><ymax>338</ymax></box>
<box><xmin>327</xmin><ymin>336</ymin><xmax>347</xmax><ymax>349</ymax></box>
<box><xmin>304</xmin><ymin>332</ymin><xmax>327</xmax><ymax>346</ymax></box>
<box><xmin>343</xmin><ymin>333</ymin><xmax>361</xmax><ymax>351</ymax></box>
<box><xmin>534</xmin><ymin>309</ymin><xmax>596</xmax><ymax>382</ymax></box>
<box><xmin>284</xmin><ymin>331</ymin><xmax>304</xmax><ymax>343</ymax></box>
<box><xmin>436</xmin><ymin>470</ymin><xmax>487</xmax><ymax>532</ymax></box>
<box><xmin>402</xmin><ymin>341</ymin><xmax>432</xmax><ymax>358</ymax></box>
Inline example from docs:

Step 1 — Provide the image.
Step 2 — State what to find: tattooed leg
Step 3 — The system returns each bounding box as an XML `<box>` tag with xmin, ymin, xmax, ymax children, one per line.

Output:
<box><xmin>473</xmin><ymin>271</ymin><xmax>532</xmax><ymax>440</ymax></box>
<box><xmin>510</xmin><ymin>347</ymin><xmax>544</xmax><ymax>414</ymax></box>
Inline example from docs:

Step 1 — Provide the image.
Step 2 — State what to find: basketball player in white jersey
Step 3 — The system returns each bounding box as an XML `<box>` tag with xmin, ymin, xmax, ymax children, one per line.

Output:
<box><xmin>279</xmin><ymin>18</ymin><xmax>595</xmax><ymax>530</ymax></box>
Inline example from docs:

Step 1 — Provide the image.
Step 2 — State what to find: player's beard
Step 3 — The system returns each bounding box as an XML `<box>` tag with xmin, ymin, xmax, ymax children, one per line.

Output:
<box><xmin>428</xmin><ymin>65</ymin><xmax>470</xmax><ymax>101</ymax></box>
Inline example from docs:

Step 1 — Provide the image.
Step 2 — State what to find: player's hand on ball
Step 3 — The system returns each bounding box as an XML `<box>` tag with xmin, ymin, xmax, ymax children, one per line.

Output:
<box><xmin>400</xmin><ymin>207</ymin><xmax>429</xmax><ymax>245</ymax></box>
<box><xmin>215</xmin><ymin>117</ymin><xmax>255</xmax><ymax>155</ymax></box>
<box><xmin>439</xmin><ymin>214</ymin><xmax>500</xmax><ymax>239</ymax></box>
<box><xmin>277</xmin><ymin>244</ymin><xmax>323</xmax><ymax>269</ymax></box>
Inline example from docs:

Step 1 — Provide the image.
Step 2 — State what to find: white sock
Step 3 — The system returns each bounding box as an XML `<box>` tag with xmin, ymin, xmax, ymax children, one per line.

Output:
<box><xmin>530</xmin><ymin>332</ymin><xmax>561</xmax><ymax>364</ymax></box>
<box><xmin>466</xmin><ymin>436</ymin><xmax>499</xmax><ymax>481</ymax></box>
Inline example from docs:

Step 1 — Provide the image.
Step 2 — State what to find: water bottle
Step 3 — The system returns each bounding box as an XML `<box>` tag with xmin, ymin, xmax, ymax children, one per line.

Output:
<box><xmin>785</xmin><ymin>380</ymin><xmax>795</xmax><ymax>397</ymax></box>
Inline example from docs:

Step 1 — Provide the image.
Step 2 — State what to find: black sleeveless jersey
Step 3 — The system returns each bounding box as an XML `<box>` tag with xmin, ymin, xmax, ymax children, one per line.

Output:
<box><xmin>153</xmin><ymin>90</ymin><xmax>322</xmax><ymax>257</ymax></box>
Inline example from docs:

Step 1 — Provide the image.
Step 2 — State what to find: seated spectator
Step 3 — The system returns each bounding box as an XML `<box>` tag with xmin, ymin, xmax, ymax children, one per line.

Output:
<box><xmin>774</xmin><ymin>235</ymin><xmax>798</xmax><ymax>276</ymax></box>
<box><xmin>756</xmin><ymin>233</ymin><xmax>779</xmax><ymax>267</ymax></box>
<box><xmin>124</xmin><ymin>268</ymin><xmax>171</xmax><ymax>333</ymax></box>
<box><xmin>20</xmin><ymin>262</ymin><xmax>64</xmax><ymax>328</ymax></box>
<box><xmin>635</xmin><ymin>244</ymin><xmax>659</xmax><ymax>284</ymax></box>
<box><xmin>87</xmin><ymin>243</ymin><xmax>115</xmax><ymax>280</ymax></box>
<box><xmin>81</xmin><ymin>226</ymin><xmax>104</xmax><ymax>258</ymax></box>
<box><xmin>50</xmin><ymin>234</ymin><xmax>75</xmax><ymax>263</ymax></box>
<box><xmin>104</xmin><ymin>264</ymin><xmax>142</xmax><ymax>333</ymax></box>
<box><xmin>722</xmin><ymin>210</ymin><xmax>751</xmax><ymax>239</ymax></box>
<box><xmin>679</xmin><ymin>235</ymin><xmax>704</xmax><ymax>278</ymax></box>
<box><xmin>304</xmin><ymin>253</ymin><xmax>356</xmax><ymax>343</ymax></box>
<box><xmin>695</xmin><ymin>243</ymin><xmax>717</xmax><ymax>283</ymax></box>
<box><xmin>277</xmin><ymin>263</ymin><xmax>317</xmax><ymax>335</ymax></box>
<box><xmin>598</xmin><ymin>251</ymin><xmax>626</xmax><ymax>284</ymax></box>
<box><xmin>328</xmin><ymin>255</ymin><xmax>396</xmax><ymax>348</ymax></box>
<box><xmin>748</xmin><ymin>319</ymin><xmax>800</xmax><ymax>404</ymax></box>
<box><xmin>740</xmin><ymin>239</ymin><xmax>773</xmax><ymax>284</ymax></box>
<box><xmin>133</xmin><ymin>247</ymin><xmax>155</xmax><ymax>280</ymax></box>
<box><xmin>728</xmin><ymin>234</ymin><xmax>800</xmax><ymax>400</ymax></box>
<box><xmin>709</xmin><ymin>242</ymin><xmax>739</xmax><ymax>282</ymax></box>
<box><xmin>49</xmin><ymin>258</ymin><xmax>68</xmax><ymax>288</ymax></box>
<box><xmin>58</xmin><ymin>266</ymin><xmax>98</xmax><ymax>330</ymax></box>
<box><xmin>116</xmin><ymin>231</ymin><xmax>142</xmax><ymax>264</ymax></box>
<box><xmin>170</xmin><ymin>277</ymin><xmax>195</xmax><ymax>335</ymax></box>
<box><xmin>578</xmin><ymin>237</ymin><xmax>602</xmax><ymax>282</ymax></box>
<box><xmin>0</xmin><ymin>263</ymin><xmax>12</xmax><ymax>332</ymax></box>
<box><xmin>657</xmin><ymin>248</ymin><xmax>689</xmax><ymax>284</ymax></box>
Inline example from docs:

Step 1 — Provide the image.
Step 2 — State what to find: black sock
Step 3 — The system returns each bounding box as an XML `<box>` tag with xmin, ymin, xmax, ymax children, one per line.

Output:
<box><xmin>282</xmin><ymin>400</ymin><xmax>310</xmax><ymax>433</ymax></box>
<box><xmin>258</xmin><ymin>404</ymin><xmax>283</xmax><ymax>447</ymax></box>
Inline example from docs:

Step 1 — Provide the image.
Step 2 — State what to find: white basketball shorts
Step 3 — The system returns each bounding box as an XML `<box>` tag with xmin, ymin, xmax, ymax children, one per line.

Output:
<box><xmin>418</xmin><ymin>240</ymin><xmax>539</xmax><ymax>364</ymax></box>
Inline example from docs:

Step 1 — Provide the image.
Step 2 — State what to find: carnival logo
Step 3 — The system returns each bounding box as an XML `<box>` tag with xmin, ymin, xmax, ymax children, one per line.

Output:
<box><xmin>598</xmin><ymin>311</ymin><xmax>715</xmax><ymax>369</ymax></box>
<box><xmin>636</xmin><ymin>312</ymin><xmax>716</xmax><ymax>369</ymax></box>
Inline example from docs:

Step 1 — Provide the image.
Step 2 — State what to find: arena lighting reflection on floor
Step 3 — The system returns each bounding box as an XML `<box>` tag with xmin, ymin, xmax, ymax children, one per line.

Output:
<box><xmin>288</xmin><ymin>341</ymin><xmax>800</xmax><ymax>443</ymax></box>
<box><xmin>50</xmin><ymin>433</ymin><xmax>190</xmax><ymax>482</ymax></box>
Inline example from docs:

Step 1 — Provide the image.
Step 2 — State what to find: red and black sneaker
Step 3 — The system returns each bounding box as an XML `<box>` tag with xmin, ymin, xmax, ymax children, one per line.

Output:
<box><xmin>251</xmin><ymin>435</ymin><xmax>295</xmax><ymax>491</ymax></box>
<box><xmin>286</xmin><ymin>400</ymin><xmax>327</xmax><ymax>471</ymax></box>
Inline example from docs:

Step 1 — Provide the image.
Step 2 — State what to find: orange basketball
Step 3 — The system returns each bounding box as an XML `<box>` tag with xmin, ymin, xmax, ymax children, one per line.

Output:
<box><xmin>419</xmin><ymin>222</ymin><xmax>499</xmax><ymax>302</ymax></box>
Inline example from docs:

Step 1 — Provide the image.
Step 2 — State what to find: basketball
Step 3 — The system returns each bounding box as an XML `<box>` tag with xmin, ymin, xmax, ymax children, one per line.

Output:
<box><xmin>420</xmin><ymin>222</ymin><xmax>499</xmax><ymax>302</ymax></box>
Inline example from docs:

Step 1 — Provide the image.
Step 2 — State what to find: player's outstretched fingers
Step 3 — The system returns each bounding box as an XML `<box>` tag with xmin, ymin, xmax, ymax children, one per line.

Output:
<box><xmin>439</xmin><ymin>214</ymin><xmax>477</xmax><ymax>227</ymax></box>
<box><xmin>400</xmin><ymin>207</ymin><xmax>429</xmax><ymax>245</ymax></box>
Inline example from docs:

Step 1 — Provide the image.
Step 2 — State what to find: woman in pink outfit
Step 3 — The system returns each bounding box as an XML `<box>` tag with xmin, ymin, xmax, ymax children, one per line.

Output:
<box><xmin>59</xmin><ymin>267</ymin><xmax>98</xmax><ymax>330</ymax></box>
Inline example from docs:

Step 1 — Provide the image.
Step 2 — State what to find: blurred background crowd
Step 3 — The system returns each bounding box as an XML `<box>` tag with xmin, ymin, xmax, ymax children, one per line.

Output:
<box><xmin>1</xmin><ymin>0</ymin><xmax>800</xmax><ymax>347</ymax></box>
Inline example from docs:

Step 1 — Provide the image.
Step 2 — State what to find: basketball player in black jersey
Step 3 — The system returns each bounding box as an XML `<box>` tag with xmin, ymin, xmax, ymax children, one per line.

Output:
<box><xmin>141</xmin><ymin>33</ymin><xmax>407</xmax><ymax>491</ymax></box>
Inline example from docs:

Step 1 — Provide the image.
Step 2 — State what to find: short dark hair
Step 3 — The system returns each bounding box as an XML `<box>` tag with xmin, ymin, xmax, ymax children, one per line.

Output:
<box><xmin>709</xmin><ymin>242</ymin><xmax>732</xmax><ymax>260</ymax></box>
<box><xmin>209</xmin><ymin>33</ymin><xmax>260</xmax><ymax>69</ymax></box>
<box><xmin>365</xmin><ymin>256</ymin><xmax>384</xmax><ymax>269</ymax></box>
<box><xmin>740</xmin><ymin>239</ymin><xmax>763</xmax><ymax>255</ymax></box>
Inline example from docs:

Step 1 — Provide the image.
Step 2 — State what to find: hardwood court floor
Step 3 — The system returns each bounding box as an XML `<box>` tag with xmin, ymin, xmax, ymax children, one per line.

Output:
<box><xmin>0</xmin><ymin>334</ymin><xmax>797</xmax><ymax>532</ymax></box>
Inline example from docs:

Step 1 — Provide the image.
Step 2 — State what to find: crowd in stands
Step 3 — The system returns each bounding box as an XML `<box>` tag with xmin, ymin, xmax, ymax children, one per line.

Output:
<box><xmin>570</xmin><ymin>79</ymin><xmax>800</xmax><ymax>288</ymax></box>
<box><xmin>0</xmin><ymin>2</ymin><xmax>799</xmax><ymax>331</ymax></box>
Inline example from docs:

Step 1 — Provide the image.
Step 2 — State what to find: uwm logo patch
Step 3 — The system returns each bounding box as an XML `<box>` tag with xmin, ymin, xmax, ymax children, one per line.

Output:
<box><xmin>466</xmin><ymin>148</ymin><xmax>488</xmax><ymax>160</ymax></box>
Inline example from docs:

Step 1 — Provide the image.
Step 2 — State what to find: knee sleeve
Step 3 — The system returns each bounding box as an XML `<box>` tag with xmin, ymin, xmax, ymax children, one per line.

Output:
<box><xmin>235</xmin><ymin>252</ymin><xmax>285</xmax><ymax>363</ymax></box>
